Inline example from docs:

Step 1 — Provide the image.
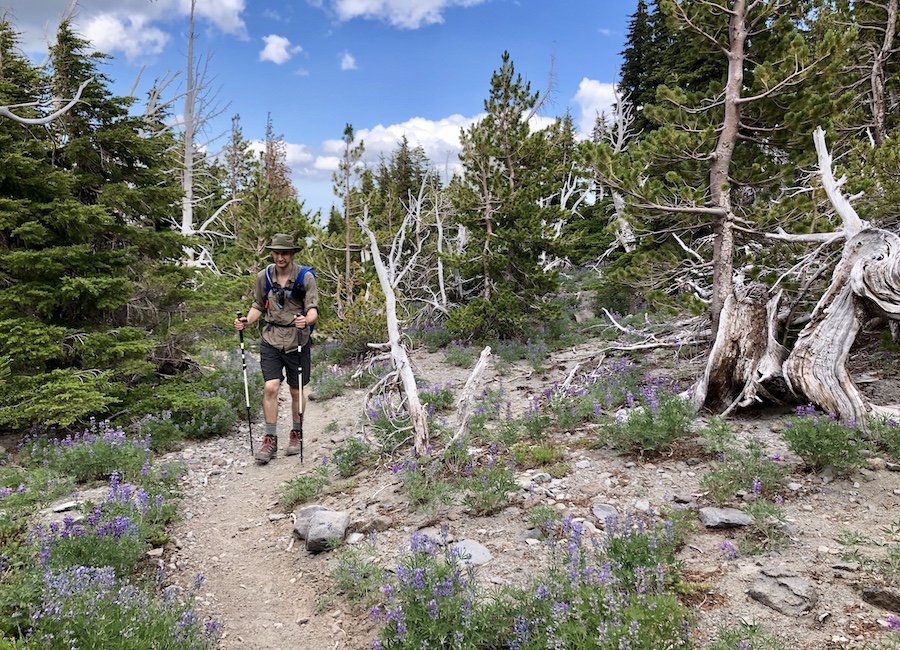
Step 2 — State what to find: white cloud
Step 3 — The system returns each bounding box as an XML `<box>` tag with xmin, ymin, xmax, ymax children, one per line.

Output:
<box><xmin>321</xmin><ymin>0</ymin><xmax>489</xmax><ymax>29</ymax></box>
<box><xmin>10</xmin><ymin>0</ymin><xmax>247</xmax><ymax>59</ymax></box>
<box><xmin>573</xmin><ymin>78</ymin><xmax>617</xmax><ymax>137</ymax></box>
<box><xmin>81</xmin><ymin>14</ymin><xmax>168</xmax><ymax>61</ymax></box>
<box><xmin>259</xmin><ymin>34</ymin><xmax>302</xmax><ymax>64</ymax></box>
<box><xmin>313</xmin><ymin>156</ymin><xmax>341</xmax><ymax>172</ymax></box>
<box><xmin>340</xmin><ymin>51</ymin><xmax>357</xmax><ymax>70</ymax></box>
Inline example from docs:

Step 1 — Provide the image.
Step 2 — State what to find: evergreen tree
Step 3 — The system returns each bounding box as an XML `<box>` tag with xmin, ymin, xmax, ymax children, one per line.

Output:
<box><xmin>450</xmin><ymin>52</ymin><xmax>566</xmax><ymax>339</ymax></box>
<box><xmin>0</xmin><ymin>19</ymin><xmax>184</xmax><ymax>428</ymax></box>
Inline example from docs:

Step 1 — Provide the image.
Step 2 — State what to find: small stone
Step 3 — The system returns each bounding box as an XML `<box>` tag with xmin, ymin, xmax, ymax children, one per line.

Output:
<box><xmin>685</xmin><ymin>458</ymin><xmax>701</xmax><ymax>467</ymax></box>
<box><xmin>867</xmin><ymin>458</ymin><xmax>887</xmax><ymax>471</ymax></box>
<box><xmin>532</xmin><ymin>472</ymin><xmax>552</xmax><ymax>483</ymax></box>
<box><xmin>268</xmin><ymin>513</ymin><xmax>288</xmax><ymax>522</ymax></box>
<box><xmin>575</xmin><ymin>460</ymin><xmax>591</xmax><ymax>470</ymax></box>
<box><xmin>787</xmin><ymin>482</ymin><xmax>802</xmax><ymax>492</ymax></box>
<box><xmin>451</xmin><ymin>539</ymin><xmax>492</xmax><ymax>566</ymax></box>
<box><xmin>591</xmin><ymin>503</ymin><xmax>618</xmax><ymax>526</ymax></box>
<box><xmin>346</xmin><ymin>533</ymin><xmax>364</xmax><ymax>545</ymax></box>
<box><xmin>673</xmin><ymin>494</ymin><xmax>692</xmax><ymax>504</ymax></box>
<box><xmin>817</xmin><ymin>545</ymin><xmax>831</xmax><ymax>554</ymax></box>
<box><xmin>146</xmin><ymin>547</ymin><xmax>164</xmax><ymax>558</ymax></box>
<box><xmin>525</xmin><ymin>538</ymin><xmax>540</xmax><ymax>546</ymax></box>
<box><xmin>698</xmin><ymin>507</ymin><xmax>753</xmax><ymax>528</ymax></box>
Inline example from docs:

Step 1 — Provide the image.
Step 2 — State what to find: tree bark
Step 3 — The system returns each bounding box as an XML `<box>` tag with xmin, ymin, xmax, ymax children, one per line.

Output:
<box><xmin>870</xmin><ymin>0</ymin><xmax>898</xmax><ymax>145</ymax></box>
<box><xmin>784</xmin><ymin>229</ymin><xmax>900</xmax><ymax>426</ymax></box>
<box><xmin>693</xmin><ymin>281</ymin><xmax>788</xmax><ymax>412</ymax></box>
<box><xmin>708</xmin><ymin>0</ymin><xmax>747</xmax><ymax>337</ymax></box>
<box><xmin>180</xmin><ymin>0</ymin><xmax>197</xmax><ymax>236</ymax></box>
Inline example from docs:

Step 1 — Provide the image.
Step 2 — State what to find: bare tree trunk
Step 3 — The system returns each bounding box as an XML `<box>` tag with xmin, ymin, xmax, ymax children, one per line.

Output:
<box><xmin>180</xmin><ymin>0</ymin><xmax>197</xmax><ymax>236</ymax></box>
<box><xmin>870</xmin><ymin>0</ymin><xmax>898</xmax><ymax>144</ymax></box>
<box><xmin>708</xmin><ymin>0</ymin><xmax>747</xmax><ymax>337</ymax></box>
<box><xmin>358</xmin><ymin>211</ymin><xmax>429</xmax><ymax>455</ymax></box>
<box><xmin>450</xmin><ymin>347</ymin><xmax>492</xmax><ymax>445</ymax></box>
<box><xmin>612</xmin><ymin>192</ymin><xmax>636</xmax><ymax>252</ymax></box>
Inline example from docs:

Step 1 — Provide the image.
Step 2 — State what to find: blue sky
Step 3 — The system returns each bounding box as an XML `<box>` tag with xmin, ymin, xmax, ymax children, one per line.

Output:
<box><xmin>4</xmin><ymin>0</ymin><xmax>635</xmax><ymax>216</ymax></box>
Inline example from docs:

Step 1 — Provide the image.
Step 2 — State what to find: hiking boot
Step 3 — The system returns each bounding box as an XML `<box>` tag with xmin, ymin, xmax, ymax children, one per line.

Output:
<box><xmin>255</xmin><ymin>434</ymin><xmax>278</xmax><ymax>464</ymax></box>
<box><xmin>285</xmin><ymin>429</ymin><xmax>302</xmax><ymax>456</ymax></box>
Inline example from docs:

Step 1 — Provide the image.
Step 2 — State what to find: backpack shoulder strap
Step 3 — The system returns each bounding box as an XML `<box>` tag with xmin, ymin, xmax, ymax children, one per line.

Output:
<box><xmin>264</xmin><ymin>264</ymin><xmax>275</xmax><ymax>295</ymax></box>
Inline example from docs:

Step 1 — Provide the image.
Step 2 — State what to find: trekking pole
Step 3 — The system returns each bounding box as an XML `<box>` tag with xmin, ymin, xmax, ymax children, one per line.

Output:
<box><xmin>297</xmin><ymin>313</ymin><xmax>306</xmax><ymax>463</ymax></box>
<box><xmin>237</xmin><ymin>312</ymin><xmax>254</xmax><ymax>455</ymax></box>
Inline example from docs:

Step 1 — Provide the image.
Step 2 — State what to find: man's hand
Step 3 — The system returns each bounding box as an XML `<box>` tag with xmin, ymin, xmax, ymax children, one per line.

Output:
<box><xmin>234</xmin><ymin>316</ymin><xmax>249</xmax><ymax>331</ymax></box>
<box><xmin>294</xmin><ymin>313</ymin><xmax>309</xmax><ymax>329</ymax></box>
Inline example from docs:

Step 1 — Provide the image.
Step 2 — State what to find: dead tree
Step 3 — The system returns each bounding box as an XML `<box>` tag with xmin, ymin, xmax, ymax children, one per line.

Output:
<box><xmin>695</xmin><ymin>127</ymin><xmax>900</xmax><ymax>427</ymax></box>
<box><xmin>358</xmin><ymin>206</ymin><xmax>430</xmax><ymax>455</ymax></box>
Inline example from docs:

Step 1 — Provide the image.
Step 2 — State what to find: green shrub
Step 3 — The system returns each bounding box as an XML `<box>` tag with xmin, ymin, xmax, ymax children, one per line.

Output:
<box><xmin>280</xmin><ymin>465</ymin><xmax>330</xmax><ymax>510</ymax></box>
<box><xmin>444</xmin><ymin>342</ymin><xmax>475</xmax><ymax>368</ymax></box>
<box><xmin>311</xmin><ymin>363</ymin><xmax>348</xmax><ymax>400</ymax></box>
<box><xmin>739</xmin><ymin>500</ymin><xmax>788</xmax><ymax>554</ymax></box>
<box><xmin>709</xmin><ymin>623</ymin><xmax>786</xmax><ymax>650</ymax></box>
<box><xmin>330</xmin><ymin>543</ymin><xmax>385</xmax><ymax>605</ymax></box>
<box><xmin>526</xmin><ymin>504</ymin><xmax>561</xmax><ymax>531</ymax></box>
<box><xmin>328</xmin><ymin>292</ymin><xmax>388</xmax><ymax>356</ymax></box>
<box><xmin>395</xmin><ymin>458</ymin><xmax>455</xmax><ymax>512</ymax></box>
<box><xmin>409</xmin><ymin>324</ymin><xmax>453</xmax><ymax>352</ymax></box>
<box><xmin>19</xmin><ymin>422</ymin><xmax>153</xmax><ymax>483</ymax></box>
<box><xmin>26</xmin><ymin>567</ymin><xmax>219</xmax><ymax>649</ymax></box>
<box><xmin>602</xmin><ymin>387</ymin><xmax>694</xmax><ymax>456</ymax></box>
<box><xmin>511</xmin><ymin>443</ymin><xmax>565</xmax><ymax>470</ymax></box>
<box><xmin>463</xmin><ymin>459</ymin><xmax>517</xmax><ymax>516</ymax></box>
<box><xmin>0</xmin><ymin>369</ymin><xmax>122</xmax><ymax>430</ymax></box>
<box><xmin>419</xmin><ymin>383</ymin><xmax>456</xmax><ymax>412</ymax></box>
<box><xmin>782</xmin><ymin>406</ymin><xmax>864</xmax><ymax>473</ymax></box>
<box><xmin>332</xmin><ymin>437</ymin><xmax>370</xmax><ymax>477</ymax></box>
<box><xmin>446</xmin><ymin>288</ymin><xmax>555</xmax><ymax>342</ymax></box>
<box><xmin>700</xmin><ymin>440</ymin><xmax>789</xmax><ymax>504</ymax></box>
<box><xmin>871</xmin><ymin>417</ymin><xmax>900</xmax><ymax>461</ymax></box>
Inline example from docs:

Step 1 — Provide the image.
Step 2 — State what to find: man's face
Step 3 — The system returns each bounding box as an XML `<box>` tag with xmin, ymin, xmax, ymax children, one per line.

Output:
<box><xmin>272</xmin><ymin>250</ymin><xmax>294</xmax><ymax>268</ymax></box>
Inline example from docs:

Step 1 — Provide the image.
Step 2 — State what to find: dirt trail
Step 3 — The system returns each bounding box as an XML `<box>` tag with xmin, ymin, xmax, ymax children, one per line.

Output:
<box><xmin>165</xmin><ymin>343</ymin><xmax>900</xmax><ymax>650</ymax></box>
<box><xmin>166</xmin><ymin>380</ymin><xmax>372</xmax><ymax>650</ymax></box>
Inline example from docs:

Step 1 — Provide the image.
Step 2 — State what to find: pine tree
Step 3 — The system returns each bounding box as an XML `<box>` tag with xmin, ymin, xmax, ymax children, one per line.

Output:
<box><xmin>450</xmin><ymin>52</ymin><xmax>565</xmax><ymax>339</ymax></box>
<box><xmin>0</xmin><ymin>19</ymin><xmax>184</xmax><ymax>428</ymax></box>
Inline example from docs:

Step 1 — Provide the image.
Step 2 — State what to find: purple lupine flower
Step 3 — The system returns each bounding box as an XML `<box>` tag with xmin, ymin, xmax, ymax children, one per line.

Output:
<box><xmin>751</xmin><ymin>477</ymin><xmax>762</xmax><ymax>495</ymax></box>
<box><xmin>719</xmin><ymin>539</ymin><xmax>738</xmax><ymax>560</ymax></box>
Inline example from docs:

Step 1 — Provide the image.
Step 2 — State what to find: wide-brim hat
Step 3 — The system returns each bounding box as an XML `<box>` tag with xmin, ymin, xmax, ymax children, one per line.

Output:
<box><xmin>266</xmin><ymin>233</ymin><xmax>299</xmax><ymax>252</ymax></box>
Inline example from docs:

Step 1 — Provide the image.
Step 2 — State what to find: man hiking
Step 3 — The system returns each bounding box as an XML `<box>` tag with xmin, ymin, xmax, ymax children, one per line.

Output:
<box><xmin>234</xmin><ymin>233</ymin><xmax>319</xmax><ymax>464</ymax></box>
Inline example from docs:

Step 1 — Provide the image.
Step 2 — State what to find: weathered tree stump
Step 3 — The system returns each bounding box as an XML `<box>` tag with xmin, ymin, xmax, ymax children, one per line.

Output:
<box><xmin>784</xmin><ymin>229</ymin><xmax>900</xmax><ymax>427</ymax></box>
<box><xmin>693</xmin><ymin>280</ymin><xmax>787</xmax><ymax>413</ymax></box>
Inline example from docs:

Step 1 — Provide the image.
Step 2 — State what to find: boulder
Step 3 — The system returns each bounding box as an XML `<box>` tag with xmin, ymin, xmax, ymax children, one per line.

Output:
<box><xmin>306</xmin><ymin>510</ymin><xmax>350</xmax><ymax>553</ymax></box>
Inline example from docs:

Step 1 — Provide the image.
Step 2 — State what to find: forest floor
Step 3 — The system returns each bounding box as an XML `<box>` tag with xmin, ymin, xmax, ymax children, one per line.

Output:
<box><xmin>163</xmin><ymin>338</ymin><xmax>900</xmax><ymax>650</ymax></box>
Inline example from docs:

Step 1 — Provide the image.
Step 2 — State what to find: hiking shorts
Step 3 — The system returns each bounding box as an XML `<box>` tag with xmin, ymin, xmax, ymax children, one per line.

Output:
<box><xmin>260</xmin><ymin>339</ymin><xmax>311</xmax><ymax>388</ymax></box>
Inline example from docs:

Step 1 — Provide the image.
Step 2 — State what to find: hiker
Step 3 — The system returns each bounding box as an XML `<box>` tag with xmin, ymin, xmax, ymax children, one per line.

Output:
<box><xmin>234</xmin><ymin>233</ymin><xmax>319</xmax><ymax>464</ymax></box>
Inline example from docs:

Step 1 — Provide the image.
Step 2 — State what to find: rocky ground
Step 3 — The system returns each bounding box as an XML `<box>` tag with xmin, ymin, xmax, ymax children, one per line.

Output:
<box><xmin>160</xmin><ymin>341</ymin><xmax>900</xmax><ymax>650</ymax></box>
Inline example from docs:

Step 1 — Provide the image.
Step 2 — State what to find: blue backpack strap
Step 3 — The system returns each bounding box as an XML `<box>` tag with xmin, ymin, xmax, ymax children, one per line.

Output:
<box><xmin>293</xmin><ymin>266</ymin><xmax>315</xmax><ymax>333</ymax></box>
<box><xmin>264</xmin><ymin>263</ymin><xmax>275</xmax><ymax>295</ymax></box>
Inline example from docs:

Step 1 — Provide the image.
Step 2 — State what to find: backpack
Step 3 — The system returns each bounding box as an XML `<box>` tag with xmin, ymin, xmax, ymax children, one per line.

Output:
<box><xmin>264</xmin><ymin>264</ymin><xmax>316</xmax><ymax>332</ymax></box>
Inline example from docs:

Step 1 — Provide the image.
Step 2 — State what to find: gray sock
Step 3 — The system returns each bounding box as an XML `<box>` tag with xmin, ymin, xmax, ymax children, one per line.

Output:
<box><xmin>292</xmin><ymin>421</ymin><xmax>302</xmax><ymax>431</ymax></box>
<box><xmin>265</xmin><ymin>423</ymin><xmax>277</xmax><ymax>437</ymax></box>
